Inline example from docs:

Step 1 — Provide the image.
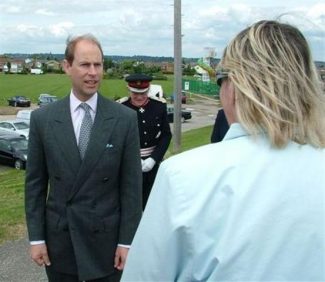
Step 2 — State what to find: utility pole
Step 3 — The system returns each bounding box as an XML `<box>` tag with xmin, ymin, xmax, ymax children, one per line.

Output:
<box><xmin>173</xmin><ymin>0</ymin><xmax>182</xmax><ymax>153</ymax></box>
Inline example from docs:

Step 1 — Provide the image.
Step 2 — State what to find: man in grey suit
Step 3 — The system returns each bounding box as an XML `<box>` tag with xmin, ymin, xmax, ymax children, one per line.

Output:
<box><xmin>25</xmin><ymin>34</ymin><xmax>142</xmax><ymax>282</ymax></box>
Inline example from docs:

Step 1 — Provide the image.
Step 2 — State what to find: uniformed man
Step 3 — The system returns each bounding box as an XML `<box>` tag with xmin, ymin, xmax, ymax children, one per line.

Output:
<box><xmin>119</xmin><ymin>74</ymin><xmax>172</xmax><ymax>210</ymax></box>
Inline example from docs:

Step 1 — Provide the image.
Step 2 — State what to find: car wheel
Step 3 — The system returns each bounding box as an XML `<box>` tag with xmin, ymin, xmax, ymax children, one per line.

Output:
<box><xmin>14</xmin><ymin>159</ymin><xmax>23</xmax><ymax>170</ymax></box>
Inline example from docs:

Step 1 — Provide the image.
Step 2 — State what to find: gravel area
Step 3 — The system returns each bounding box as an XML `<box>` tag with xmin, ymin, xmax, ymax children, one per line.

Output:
<box><xmin>0</xmin><ymin>238</ymin><xmax>47</xmax><ymax>282</ymax></box>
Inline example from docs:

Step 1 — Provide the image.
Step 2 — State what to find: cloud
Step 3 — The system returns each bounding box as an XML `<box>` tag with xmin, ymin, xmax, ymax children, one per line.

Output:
<box><xmin>0</xmin><ymin>0</ymin><xmax>324</xmax><ymax>60</ymax></box>
<box><xmin>35</xmin><ymin>8</ymin><xmax>56</xmax><ymax>16</ymax></box>
<box><xmin>49</xmin><ymin>22</ymin><xmax>75</xmax><ymax>37</ymax></box>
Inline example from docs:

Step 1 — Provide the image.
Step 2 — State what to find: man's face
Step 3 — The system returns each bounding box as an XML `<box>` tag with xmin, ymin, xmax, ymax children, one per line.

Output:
<box><xmin>130</xmin><ymin>92</ymin><xmax>148</xmax><ymax>107</ymax></box>
<box><xmin>64</xmin><ymin>40</ymin><xmax>103</xmax><ymax>101</ymax></box>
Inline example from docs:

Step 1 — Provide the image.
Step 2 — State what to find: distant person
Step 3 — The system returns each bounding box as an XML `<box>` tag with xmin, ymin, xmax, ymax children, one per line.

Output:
<box><xmin>25</xmin><ymin>34</ymin><xmax>142</xmax><ymax>282</ymax></box>
<box><xmin>118</xmin><ymin>74</ymin><xmax>172</xmax><ymax>210</ymax></box>
<box><xmin>210</xmin><ymin>108</ymin><xmax>229</xmax><ymax>143</ymax></box>
<box><xmin>121</xmin><ymin>20</ymin><xmax>325</xmax><ymax>281</ymax></box>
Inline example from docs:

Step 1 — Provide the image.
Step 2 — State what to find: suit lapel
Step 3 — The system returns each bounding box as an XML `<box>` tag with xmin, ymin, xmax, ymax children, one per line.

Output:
<box><xmin>68</xmin><ymin>95</ymin><xmax>118</xmax><ymax>200</ymax></box>
<box><xmin>52</xmin><ymin>96</ymin><xmax>81</xmax><ymax>174</ymax></box>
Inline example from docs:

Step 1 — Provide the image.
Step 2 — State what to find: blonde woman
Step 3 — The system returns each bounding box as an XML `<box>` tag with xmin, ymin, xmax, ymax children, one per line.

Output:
<box><xmin>122</xmin><ymin>20</ymin><xmax>325</xmax><ymax>281</ymax></box>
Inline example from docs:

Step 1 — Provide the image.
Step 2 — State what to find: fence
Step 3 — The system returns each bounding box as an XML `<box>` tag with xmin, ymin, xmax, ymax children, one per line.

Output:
<box><xmin>182</xmin><ymin>79</ymin><xmax>220</xmax><ymax>98</ymax></box>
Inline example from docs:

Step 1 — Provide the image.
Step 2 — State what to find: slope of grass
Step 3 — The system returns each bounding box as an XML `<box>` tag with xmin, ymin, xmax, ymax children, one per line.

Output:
<box><xmin>0</xmin><ymin>169</ymin><xmax>26</xmax><ymax>244</ymax></box>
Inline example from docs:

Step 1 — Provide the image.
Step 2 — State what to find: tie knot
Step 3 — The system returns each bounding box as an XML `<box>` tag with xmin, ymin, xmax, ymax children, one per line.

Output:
<box><xmin>79</xmin><ymin>102</ymin><xmax>91</xmax><ymax>113</ymax></box>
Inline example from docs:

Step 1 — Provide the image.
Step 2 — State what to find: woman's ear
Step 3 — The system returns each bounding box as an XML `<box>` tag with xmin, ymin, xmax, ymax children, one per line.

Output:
<box><xmin>222</xmin><ymin>81</ymin><xmax>237</xmax><ymax>124</ymax></box>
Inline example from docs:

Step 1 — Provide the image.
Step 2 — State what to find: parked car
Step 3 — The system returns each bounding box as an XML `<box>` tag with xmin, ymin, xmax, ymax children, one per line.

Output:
<box><xmin>38</xmin><ymin>94</ymin><xmax>58</xmax><ymax>107</ymax></box>
<box><xmin>170</xmin><ymin>91</ymin><xmax>187</xmax><ymax>104</ymax></box>
<box><xmin>167</xmin><ymin>105</ymin><xmax>192</xmax><ymax>123</ymax></box>
<box><xmin>0</xmin><ymin>134</ymin><xmax>28</xmax><ymax>170</ymax></box>
<box><xmin>7</xmin><ymin>95</ymin><xmax>31</xmax><ymax>107</ymax></box>
<box><xmin>0</xmin><ymin>120</ymin><xmax>29</xmax><ymax>140</ymax></box>
<box><xmin>16</xmin><ymin>109</ymin><xmax>34</xmax><ymax>125</ymax></box>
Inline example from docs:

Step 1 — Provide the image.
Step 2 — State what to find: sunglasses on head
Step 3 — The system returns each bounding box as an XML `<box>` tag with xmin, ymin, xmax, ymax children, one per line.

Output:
<box><xmin>216</xmin><ymin>70</ymin><xmax>229</xmax><ymax>87</ymax></box>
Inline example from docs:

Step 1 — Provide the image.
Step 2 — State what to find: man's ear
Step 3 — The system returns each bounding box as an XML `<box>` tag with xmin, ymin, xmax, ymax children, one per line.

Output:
<box><xmin>62</xmin><ymin>59</ymin><xmax>71</xmax><ymax>75</ymax></box>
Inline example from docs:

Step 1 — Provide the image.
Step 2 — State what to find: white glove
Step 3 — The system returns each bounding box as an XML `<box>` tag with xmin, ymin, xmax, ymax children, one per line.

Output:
<box><xmin>142</xmin><ymin>157</ymin><xmax>156</xmax><ymax>172</ymax></box>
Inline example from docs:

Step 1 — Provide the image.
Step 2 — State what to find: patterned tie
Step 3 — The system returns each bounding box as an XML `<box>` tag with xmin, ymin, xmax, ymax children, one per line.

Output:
<box><xmin>78</xmin><ymin>103</ymin><xmax>93</xmax><ymax>159</ymax></box>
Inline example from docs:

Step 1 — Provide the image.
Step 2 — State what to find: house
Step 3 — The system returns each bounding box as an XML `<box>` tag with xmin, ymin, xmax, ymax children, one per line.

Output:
<box><xmin>161</xmin><ymin>62</ymin><xmax>174</xmax><ymax>74</ymax></box>
<box><xmin>0</xmin><ymin>56</ymin><xmax>9</xmax><ymax>72</ymax></box>
<box><xmin>45</xmin><ymin>60</ymin><xmax>61</xmax><ymax>71</ymax></box>
<box><xmin>10</xmin><ymin>60</ymin><xmax>24</xmax><ymax>73</ymax></box>
<box><xmin>0</xmin><ymin>58</ymin><xmax>25</xmax><ymax>73</ymax></box>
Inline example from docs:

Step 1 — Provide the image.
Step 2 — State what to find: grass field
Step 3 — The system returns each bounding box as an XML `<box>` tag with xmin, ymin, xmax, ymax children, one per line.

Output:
<box><xmin>0</xmin><ymin>73</ymin><xmax>175</xmax><ymax>106</ymax></box>
<box><xmin>0</xmin><ymin>125</ymin><xmax>213</xmax><ymax>245</ymax></box>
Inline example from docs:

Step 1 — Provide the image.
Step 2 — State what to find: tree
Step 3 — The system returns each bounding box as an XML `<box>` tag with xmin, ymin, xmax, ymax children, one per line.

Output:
<box><xmin>6</xmin><ymin>61</ymin><xmax>11</xmax><ymax>73</ymax></box>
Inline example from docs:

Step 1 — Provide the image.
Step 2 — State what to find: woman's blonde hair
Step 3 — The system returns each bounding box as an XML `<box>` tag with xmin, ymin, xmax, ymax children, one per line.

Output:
<box><xmin>219</xmin><ymin>20</ymin><xmax>325</xmax><ymax>148</ymax></box>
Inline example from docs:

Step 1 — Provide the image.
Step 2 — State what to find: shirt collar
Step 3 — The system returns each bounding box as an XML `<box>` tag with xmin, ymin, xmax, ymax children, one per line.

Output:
<box><xmin>70</xmin><ymin>91</ymin><xmax>98</xmax><ymax>113</ymax></box>
<box><xmin>223</xmin><ymin>123</ymin><xmax>249</xmax><ymax>141</ymax></box>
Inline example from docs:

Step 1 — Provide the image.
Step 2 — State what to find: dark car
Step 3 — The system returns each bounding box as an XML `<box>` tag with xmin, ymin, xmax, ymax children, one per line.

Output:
<box><xmin>0</xmin><ymin>134</ymin><xmax>28</xmax><ymax>170</ymax></box>
<box><xmin>38</xmin><ymin>94</ymin><xmax>58</xmax><ymax>107</ymax></box>
<box><xmin>167</xmin><ymin>105</ymin><xmax>192</xmax><ymax>123</ymax></box>
<box><xmin>8</xmin><ymin>95</ymin><xmax>31</xmax><ymax>107</ymax></box>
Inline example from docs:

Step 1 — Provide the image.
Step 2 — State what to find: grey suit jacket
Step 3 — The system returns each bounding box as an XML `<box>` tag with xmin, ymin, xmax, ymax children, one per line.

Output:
<box><xmin>25</xmin><ymin>94</ymin><xmax>142</xmax><ymax>280</ymax></box>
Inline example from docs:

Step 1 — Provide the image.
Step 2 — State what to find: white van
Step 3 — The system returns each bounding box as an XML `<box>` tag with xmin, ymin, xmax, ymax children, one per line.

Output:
<box><xmin>16</xmin><ymin>109</ymin><xmax>33</xmax><ymax>125</ymax></box>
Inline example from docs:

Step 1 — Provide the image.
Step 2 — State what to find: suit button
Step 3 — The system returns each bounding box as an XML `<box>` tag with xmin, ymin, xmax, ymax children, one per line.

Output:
<box><xmin>103</xmin><ymin>177</ymin><xmax>109</xmax><ymax>182</ymax></box>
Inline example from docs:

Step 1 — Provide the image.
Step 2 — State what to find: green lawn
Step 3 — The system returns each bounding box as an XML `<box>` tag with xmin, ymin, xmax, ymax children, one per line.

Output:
<box><xmin>0</xmin><ymin>169</ymin><xmax>26</xmax><ymax>244</ymax></box>
<box><xmin>0</xmin><ymin>73</ymin><xmax>175</xmax><ymax>106</ymax></box>
<box><xmin>0</xmin><ymin>125</ymin><xmax>213</xmax><ymax>245</ymax></box>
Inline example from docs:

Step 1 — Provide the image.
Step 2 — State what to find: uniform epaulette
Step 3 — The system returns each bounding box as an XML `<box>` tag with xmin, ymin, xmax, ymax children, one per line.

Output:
<box><xmin>149</xmin><ymin>96</ymin><xmax>167</xmax><ymax>104</ymax></box>
<box><xmin>116</xmin><ymin>97</ymin><xmax>129</xmax><ymax>103</ymax></box>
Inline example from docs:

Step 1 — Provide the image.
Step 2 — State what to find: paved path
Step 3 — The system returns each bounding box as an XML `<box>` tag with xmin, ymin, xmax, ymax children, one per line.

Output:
<box><xmin>0</xmin><ymin>237</ymin><xmax>47</xmax><ymax>281</ymax></box>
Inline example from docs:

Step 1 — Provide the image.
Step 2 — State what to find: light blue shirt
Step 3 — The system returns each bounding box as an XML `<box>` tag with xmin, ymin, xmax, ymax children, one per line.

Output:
<box><xmin>122</xmin><ymin>123</ymin><xmax>325</xmax><ymax>281</ymax></box>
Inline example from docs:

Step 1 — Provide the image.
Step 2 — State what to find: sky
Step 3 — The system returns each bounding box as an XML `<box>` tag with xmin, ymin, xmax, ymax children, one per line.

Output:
<box><xmin>0</xmin><ymin>0</ymin><xmax>324</xmax><ymax>61</ymax></box>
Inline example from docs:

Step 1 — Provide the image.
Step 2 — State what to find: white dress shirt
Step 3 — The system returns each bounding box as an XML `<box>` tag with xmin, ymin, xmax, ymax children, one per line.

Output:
<box><xmin>69</xmin><ymin>91</ymin><xmax>97</xmax><ymax>144</ymax></box>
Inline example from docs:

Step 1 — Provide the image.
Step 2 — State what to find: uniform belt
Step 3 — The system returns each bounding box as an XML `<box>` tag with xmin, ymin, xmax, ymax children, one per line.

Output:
<box><xmin>140</xmin><ymin>146</ymin><xmax>156</xmax><ymax>157</ymax></box>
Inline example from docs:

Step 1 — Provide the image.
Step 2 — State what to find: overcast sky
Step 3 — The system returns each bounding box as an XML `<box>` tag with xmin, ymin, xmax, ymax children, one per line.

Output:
<box><xmin>0</xmin><ymin>0</ymin><xmax>324</xmax><ymax>61</ymax></box>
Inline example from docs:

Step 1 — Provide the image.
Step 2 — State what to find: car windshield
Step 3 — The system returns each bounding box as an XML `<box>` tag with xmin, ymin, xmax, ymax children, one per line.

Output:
<box><xmin>11</xmin><ymin>139</ymin><xmax>28</xmax><ymax>150</ymax></box>
<box><xmin>14</xmin><ymin>122</ymin><xmax>29</xmax><ymax>130</ymax></box>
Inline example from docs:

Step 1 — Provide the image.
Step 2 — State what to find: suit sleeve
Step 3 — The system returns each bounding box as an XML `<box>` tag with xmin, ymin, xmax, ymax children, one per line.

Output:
<box><xmin>118</xmin><ymin>109</ymin><xmax>143</xmax><ymax>244</ymax></box>
<box><xmin>25</xmin><ymin>110</ymin><xmax>49</xmax><ymax>241</ymax></box>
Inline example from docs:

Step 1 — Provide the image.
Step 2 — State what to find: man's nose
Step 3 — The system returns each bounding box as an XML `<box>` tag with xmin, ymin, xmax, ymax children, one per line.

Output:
<box><xmin>88</xmin><ymin>64</ymin><xmax>97</xmax><ymax>75</ymax></box>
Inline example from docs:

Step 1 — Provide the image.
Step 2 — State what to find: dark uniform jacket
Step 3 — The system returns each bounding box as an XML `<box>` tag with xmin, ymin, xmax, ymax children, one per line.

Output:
<box><xmin>122</xmin><ymin>97</ymin><xmax>172</xmax><ymax>163</ymax></box>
